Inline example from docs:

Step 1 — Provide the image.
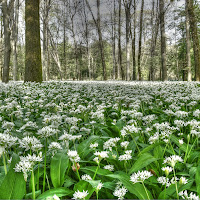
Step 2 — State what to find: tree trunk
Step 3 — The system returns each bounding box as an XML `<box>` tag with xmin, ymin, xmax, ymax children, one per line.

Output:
<box><xmin>138</xmin><ymin>0</ymin><xmax>144</xmax><ymax>81</ymax></box>
<box><xmin>25</xmin><ymin>0</ymin><xmax>42</xmax><ymax>82</ymax></box>
<box><xmin>2</xmin><ymin>0</ymin><xmax>14</xmax><ymax>83</ymax></box>
<box><xmin>132</xmin><ymin>0</ymin><xmax>136</xmax><ymax>80</ymax></box>
<box><xmin>187</xmin><ymin>0</ymin><xmax>200</xmax><ymax>81</ymax></box>
<box><xmin>185</xmin><ymin>0</ymin><xmax>192</xmax><ymax>81</ymax></box>
<box><xmin>159</xmin><ymin>0</ymin><xmax>167</xmax><ymax>81</ymax></box>
<box><xmin>118</xmin><ymin>0</ymin><xmax>124</xmax><ymax>80</ymax></box>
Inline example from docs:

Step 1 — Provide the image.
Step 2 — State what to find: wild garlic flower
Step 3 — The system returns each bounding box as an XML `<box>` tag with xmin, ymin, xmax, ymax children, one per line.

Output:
<box><xmin>163</xmin><ymin>155</ymin><xmax>183</xmax><ymax>167</ymax></box>
<box><xmin>48</xmin><ymin>142</ymin><xmax>62</xmax><ymax>151</ymax></box>
<box><xmin>171</xmin><ymin>176</ymin><xmax>179</xmax><ymax>184</ymax></box>
<box><xmin>96</xmin><ymin>182</ymin><xmax>103</xmax><ymax>191</ymax></box>
<box><xmin>94</xmin><ymin>151</ymin><xmax>109</xmax><ymax>159</ymax></box>
<box><xmin>179</xmin><ymin>139</ymin><xmax>184</xmax><ymax>145</ymax></box>
<box><xmin>120</xmin><ymin>141</ymin><xmax>129</xmax><ymax>149</ymax></box>
<box><xmin>130</xmin><ymin>170</ymin><xmax>153</xmax><ymax>184</ymax></box>
<box><xmin>72</xmin><ymin>190</ymin><xmax>89</xmax><ymax>200</ymax></box>
<box><xmin>90</xmin><ymin>142</ymin><xmax>98</xmax><ymax>149</ymax></box>
<box><xmin>67</xmin><ymin>150</ymin><xmax>80</xmax><ymax>162</ymax></box>
<box><xmin>179</xmin><ymin>190</ymin><xmax>200</xmax><ymax>200</ymax></box>
<box><xmin>179</xmin><ymin>177</ymin><xmax>188</xmax><ymax>185</ymax></box>
<box><xmin>118</xmin><ymin>150</ymin><xmax>132</xmax><ymax>161</ymax></box>
<box><xmin>104</xmin><ymin>165</ymin><xmax>114</xmax><ymax>171</ymax></box>
<box><xmin>14</xmin><ymin>153</ymin><xmax>42</xmax><ymax>181</ymax></box>
<box><xmin>113</xmin><ymin>186</ymin><xmax>128</xmax><ymax>200</ymax></box>
<box><xmin>103</xmin><ymin>138</ymin><xmax>120</xmax><ymax>151</ymax></box>
<box><xmin>37</xmin><ymin>126</ymin><xmax>57</xmax><ymax>138</ymax></box>
<box><xmin>52</xmin><ymin>194</ymin><xmax>60</xmax><ymax>200</ymax></box>
<box><xmin>0</xmin><ymin>133</ymin><xmax>18</xmax><ymax>148</ymax></box>
<box><xmin>162</xmin><ymin>166</ymin><xmax>173</xmax><ymax>176</ymax></box>
<box><xmin>157</xmin><ymin>176</ymin><xmax>171</xmax><ymax>187</ymax></box>
<box><xmin>59</xmin><ymin>132</ymin><xmax>82</xmax><ymax>142</ymax></box>
<box><xmin>93</xmin><ymin>157</ymin><xmax>99</xmax><ymax>164</ymax></box>
<box><xmin>81</xmin><ymin>174</ymin><xmax>92</xmax><ymax>181</ymax></box>
<box><xmin>19</xmin><ymin>136</ymin><xmax>43</xmax><ymax>152</ymax></box>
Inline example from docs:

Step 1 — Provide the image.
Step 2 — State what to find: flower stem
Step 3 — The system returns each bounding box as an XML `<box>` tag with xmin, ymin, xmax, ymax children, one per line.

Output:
<box><xmin>2</xmin><ymin>152</ymin><xmax>7</xmax><ymax>175</ymax></box>
<box><xmin>173</xmin><ymin>167</ymin><xmax>179</xmax><ymax>200</ymax></box>
<box><xmin>93</xmin><ymin>163</ymin><xmax>99</xmax><ymax>180</ymax></box>
<box><xmin>43</xmin><ymin>138</ymin><xmax>47</xmax><ymax>193</ymax></box>
<box><xmin>184</xmin><ymin>134</ymin><xmax>191</xmax><ymax>163</ymax></box>
<box><xmin>185</xmin><ymin>137</ymin><xmax>197</xmax><ymax>163</ymax></box>
<box><xmin>32</xmin><ymin>168</ymin><xmax>35</xmax><ymax>200</ymax></box>
<box><xmin>142</xmin><ymin>181</ymin><xmax>150</xmax><ymax>200</ymax></box>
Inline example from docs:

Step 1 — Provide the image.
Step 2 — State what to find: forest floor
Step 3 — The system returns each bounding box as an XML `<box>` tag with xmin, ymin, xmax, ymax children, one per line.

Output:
<box><xmin>0</xmin><ymin>81</ymin><xmax>200</xmax><ymax>200</ymax></box>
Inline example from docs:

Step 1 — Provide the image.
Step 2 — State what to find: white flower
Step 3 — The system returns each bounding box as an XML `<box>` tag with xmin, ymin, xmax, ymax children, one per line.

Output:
<box><xmin>103</xmin><ymin>165</ymin><xmax>114</xmax><ymax>171</ymax></box>
<box><xmin>103</xmin><ymin>138</ymin><xmax>120</xmax><ymax>151</ymax></box>
<box><xmin>113</xmin><ymin>186</ymin><xmax>127</xmax><ymax>200</ymax></box>
<box><xmin>163</xmin><ymin>155</ymin><xmax>183</xmax><ymax>167</ymax></box>
<box><xmin>0</xmin><ymin>146</ymin><xmax>6</xmax><ymax>157</ymax></box>
<box><xmin>179</xmin><ymin>139</ymin><xmax>184</xmax><ymax>145</ymax></box>
<box><xmin>96</xmin><ymin>182</ymin><xmax>103</xmax><ymax>191</ymax></box>
<box><xmin>179</xmin><ymin>177</ymin><xmax>188</xmax><ymax>185</ymax></box>
<box><xmin>120</xmin><ymin>141</ymin><xmax>129</xmax><ymax>149</ymax></box>
<box><xmin>81</xmin><ymin>174</ymin><xmax>92</xmax><ymax>181</ymax></box>
<box><xmin>94</xmin><ymin>151</ymin><xmax>109</xmax><ymax>159</ymax></box>
<box><xmin>68</xmin><ymin>150</ymin><xmax>80</xmax><ymax>162</ymax></box>
<box><xmin>90</xmin><ymin>143</ymin><xmax>98</xmax><ymax>149</ymax></box>
<box><xmin>37</xmin><ymin>126</ymin><xmax>57</xmax><ymax>138</ymax></box>
<box><xmin>130</xmin><ymin>170</ymin><xmax>153</xmax><ymax>184</ymax></box>
<box><xmin>157</xmin><ymin>176</ymin><xmax>171</xmax><ymax>187</ymax></box>
<box><xmin>179</xmin><ymin>190</ymin><xmax>200</xmax><ymax>200</ymax></box>
<box><xmin>93</xmin><ymin>157</ymin><xmax>99</xmax><ymax>164</ymax></box>
<box><xmin>53</xmin><ymin>194</ymin><xmax>60</xmax><ymax>200</ymax></box>
<box><xmin>161</xmin><ymin>166</ymin><xmax>173</xmax><ymax>176</ymax></box>
<box><xmin>171</xmin><ymin>176</ymin><xmax>179</xmax><ymax>184</ymax></box>
<box><xmin>49</xmin><ymin>142</ymin><xmax>62</xmax><ymax>150</ymax></box>
<box><xmin>118</xmin><ymin>150</ymin><xmax>132</xmax><ymax>161</ymax></box>
<box><xmin>72</xmin><ymin>190</ymin><xmax>89</xmax><ymax>200</ymax></box>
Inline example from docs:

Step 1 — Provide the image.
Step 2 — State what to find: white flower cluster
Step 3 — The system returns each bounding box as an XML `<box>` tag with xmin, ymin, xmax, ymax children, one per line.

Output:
<box><xmin>120</xmin><ymin>141</ymin><xmax>129</xmax><ymax>149</ymax></box>
<box><xmin>37</xmin><ymin>126</ymin><xmax>57</xmax><ymax>138</ymax></box>
<box><xmin>90</xmin><ymin>142</ymin><xmax>98</xmax><ymax>149</ymax></box>
<box><xmin>103</xmin><ymin>165</ymin><xmax>114</xmax><ymax>171</ymax></box>
<box><xmin>179</xmin><ymin>190</ymin><xmax>200</xmax><ymax>200</ymax></box>
<box><xmin>19</xmin><ymin>136</ymin><xmax>43</xmax><ymax>151</ymax></box>
<box><xmin>113</xmin><ymin>185</ymin><xmax>128</xmax><ymax>200</ymax></box>
<box><xmin>0</xmin><ymin>133</ymin><xmax>18</xmax><ymax>148</ymax></box>
<box><xmin>163</xmin><ymin>155</ymin><xmax>183</xmax><ymax>167</ymax></box>
<box><xmin>103</xmin><ymin>137</ymin><xmax>120</xmax><ymax>151</ymax></box>
<box><xmin>59</xmin><ymin>131</ymin><xmax>82</xmax><ymax>142</ymax></box>
<box><xmin>118</xmin><ymin>150</ymin><xmax>132</xmax><ymax>161</ymax></box>
<box><xmin>130</xmin><ymin>170</ymin><xmax>153</xmax><ymax>184</ymax></box>
<box><xmin>72</xmin><ymin>190</ymin><xmax>89</xmax><ymax>200</ymax></box>
<box><xmin>67</xmin><ymin>150</ymin><xmax>80</xmax><ymax>162</ymax></box>
<box><xmin>81</xmin><ymin>174</ymin><xmax>92</xmax><ymax>181</ymax></box>
<box><xmin>14</xmin><ymin>153</ymin><xmax>43</xmax><ymax>181</ymax></box>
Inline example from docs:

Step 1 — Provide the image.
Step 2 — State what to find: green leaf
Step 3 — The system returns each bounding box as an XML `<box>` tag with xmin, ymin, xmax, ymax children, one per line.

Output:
<box><xmin>129</xmin><ymin>153</ymin><xmax>158</xmax><ymax>175</ymax></box>
<box><xmin>77</xmin><ymin>135</ymin><xmax>100</xmax><ymax>158</ymax></box>
<box><xmin>170</xmin><ymin>135</ymin><xmax>187</xmax><ymax>152</ymax></box>
<box><xmin>0</xmin><ymin>153</ymin><xmax>26</xmax><ymax>200</ymax></box>
<box><xmin>37</xmin><ymin>188</ymin><xmax>73</xmax><ymax>199</ymax></box>
<box><xmin>81</xmin><ymin>166</ymin><xmax>112</xmax><ymax>176</ymax></box>
<box><xmin>196</xmin><ymin>162</ymin><xmax>200</xmax><ymax>195</ymax></box>
<box><xmin>106</xmin><ymin>171</ymin><xmax>153</xmax><ymax>200</ymax></box>
<box><xmin>50</xmin><ymin>152</ymin><xmax>69</xmax><ymax>188</ymax></box>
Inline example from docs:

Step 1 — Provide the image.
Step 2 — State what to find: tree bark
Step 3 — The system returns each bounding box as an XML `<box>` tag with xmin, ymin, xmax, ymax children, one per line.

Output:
<box><xmin>25</xmin><ymin>0</ymin><xmax>42</xmax><ymax>82</ymax></box>
<box><xmin>138</xmin><ymin>0</ymin><xmax>144</xmax><ymax>81</ymax></box>
<box><xmin>187</xmin><ymin>0</ymin><xmax>200</xmax><ymax>81</ymax></box>
<box><xmin>159</xmin><ymin>0</ymin><xmax>167</xmax><ymax>81</ymax></box>
<box><xmin>185</xmin><ymin>0</ymin><xmax>192</xmax><ymax>81</ymax></box>
<box><xmin>2</xmin><ymin>0</ymin><xmax>14</xmax><ymax>83</ymax></box>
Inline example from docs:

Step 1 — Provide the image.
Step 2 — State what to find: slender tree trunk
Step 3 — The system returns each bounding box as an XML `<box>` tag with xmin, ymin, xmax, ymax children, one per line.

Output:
<box><xmin>132</xmin><ymin>0</ymin><xmax>136</xmax><ymax>80</ymax></box>
<box><xmin>2</xmin><ymin>0</ymin><xmax>14</xmax><ymax>83</ymax></box>
<box><xmin>138</xmin><ymin>0</ymin><xmax>144</xmax><ymax>81</ymax></box>
<box><xmin>25</xmin><ymin>0</ymin><xmax>42</xmax><ymax>82</ymax></box>
<box><xmin>159</xmin><ymin>0</ymin><xmax>167</xmax><ymax>81</ymax></box>
<box><xmin>187</xmin><ymin>0</ymin><xmax>200</xmax><ymax>81</ymax></box>
<box><xmin>185</xmin><ymin>0</ymin><xmax>192</xmax><ymax>81</ymax></box>
<box><xmin>97</xmin><ymin>0</ymin><xmax>107</xmax><ymax>80</ymax></box>
<box><xmin>118</xmin><ymin>0</ymin><xmax>124</xmax><ymax>80</ymax></box>
<box><xmin>12</xmin><ymin>0</ymin><xmax>19</xmax><ymax>81</ymax></box>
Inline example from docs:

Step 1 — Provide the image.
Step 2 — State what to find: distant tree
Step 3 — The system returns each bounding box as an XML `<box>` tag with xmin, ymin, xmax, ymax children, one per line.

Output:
<box><xmin>187</xmin><ymin>0</ymin><xmax>200</xmax><ymax>81</ymax></box>
<box><xmin>24</xmin><ymin>0</ymin><xmax>42</xmax><ymax>82</ymax></box>
<box><xmin>2</xmin><ymin>0</ymin><xmax>15</xmax><ymax>83</ymax></box>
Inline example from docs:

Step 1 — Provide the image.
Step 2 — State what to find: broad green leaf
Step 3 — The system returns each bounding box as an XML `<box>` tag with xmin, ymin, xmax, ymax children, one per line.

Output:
<box><xmin>106</xmin><ymin>171</ymin><xmax>153</xmax><ymax>200</ymax></box>
<box><xmin>170</xmin><ymin>135</ymin><xmax>187</xmax><ymax>152</ymax></box>
<box><xmin>64</xmin><ymin>176</ymin><xmax>76</xmax><ymax>188</ymax></box>
<box><xmin>102</xmin><ymin>182</ymin><xmax>116</xmax><ymax>190</ymax></box>
<box><xmin>25</xmin><ymin>190</ymin><xmax>41</xmax><ymax>199</ymax></box>
<box><xmin>77</xmin><ymin>135</ymin><xmax>99</xmax><ymax>158</ymax></box>
<box><xmin>37</xmin><ymin>188</ymin><xmax>73</xmax><ymax>199</ymax></box>
<box><xmin>81</xmin><ymin>166</ymin><xmax>112</xmax><ymax>176</ymax></box>
<box><xmin>196</xmin><ymin>161</ymin><xmax>200</xmax><ymax>196</ymax></box>
<box><xmin>0</xmin><ymin>153</ymin><xmax>26</xmax><ymax>200</ymax></box>
<box><xmin>129</xmin><ymin>153</ymin><xmax>158</xmax><ymax>175</ymax></box>
<box><xmin>138</xmin><ymin>142</ymin><xmax>161</xmax><ymax>156</ymax></box>
<box><xmin>50</xmin><ymin>152</ymin><xmax>69</xmax><ymax>188</ymax></box>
